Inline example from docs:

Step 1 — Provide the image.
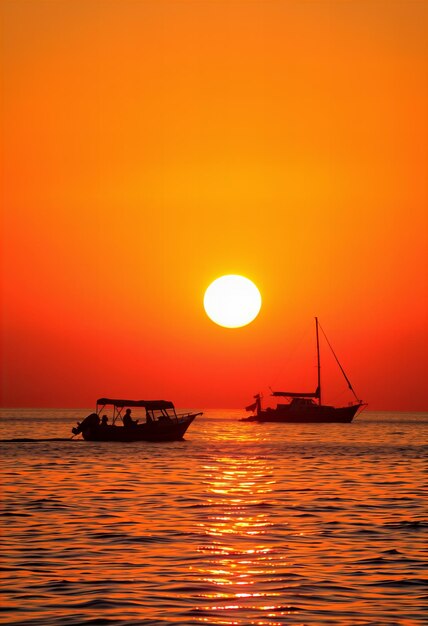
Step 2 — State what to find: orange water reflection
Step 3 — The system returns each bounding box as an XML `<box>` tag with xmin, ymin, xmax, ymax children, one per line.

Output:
<box><xmin>194</xmin><ymin>455</ymin><xmax>298</xmax><ymax>625</ymax></box>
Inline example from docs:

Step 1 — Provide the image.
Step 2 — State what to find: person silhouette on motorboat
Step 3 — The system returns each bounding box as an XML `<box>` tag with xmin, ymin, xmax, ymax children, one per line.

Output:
<box><xmin>123</xmin><ymin>408</ymin><xmax>138</xmax><ymax>427</ymax></box>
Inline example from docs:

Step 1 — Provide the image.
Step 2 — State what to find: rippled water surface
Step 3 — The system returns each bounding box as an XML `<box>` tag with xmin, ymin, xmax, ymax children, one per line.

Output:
<box><xmin>1</xmin><ymin>409</ymin><xmax>427</xmax><ymax>625</ymax></box>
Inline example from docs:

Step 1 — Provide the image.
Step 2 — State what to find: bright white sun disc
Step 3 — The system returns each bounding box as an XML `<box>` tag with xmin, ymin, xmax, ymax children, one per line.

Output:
<box><xmin>204</xmin><ymin>275</ymin><xmax>262</xmax><ymax>328</ymax></box>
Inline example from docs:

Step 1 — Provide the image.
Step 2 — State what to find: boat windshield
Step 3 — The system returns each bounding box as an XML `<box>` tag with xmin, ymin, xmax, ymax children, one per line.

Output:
<box><xmin>96</xmin><ymin>399</ymin><xmax>178</xmax><ymax>425</ymax></box>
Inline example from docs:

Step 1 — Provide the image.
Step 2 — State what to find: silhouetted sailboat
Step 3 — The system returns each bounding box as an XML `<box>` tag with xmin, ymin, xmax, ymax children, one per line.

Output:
<box><xmin>244</xmin><ymin>318</ymin><xmax>366</xmax><ymax>423</ymax></box>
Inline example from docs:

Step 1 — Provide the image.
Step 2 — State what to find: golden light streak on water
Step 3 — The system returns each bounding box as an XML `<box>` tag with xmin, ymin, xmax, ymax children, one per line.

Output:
<box><xmin>194</xmin><ymin>456</ymin><xmax>289</xmax><ymax>623</ymax></box>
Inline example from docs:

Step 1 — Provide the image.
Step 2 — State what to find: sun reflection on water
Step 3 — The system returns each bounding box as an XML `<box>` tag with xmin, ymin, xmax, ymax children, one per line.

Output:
<box><xmin>193</xmin><ymin>455</ymin><xmax>296</xmax><ymax>625</ymax></box>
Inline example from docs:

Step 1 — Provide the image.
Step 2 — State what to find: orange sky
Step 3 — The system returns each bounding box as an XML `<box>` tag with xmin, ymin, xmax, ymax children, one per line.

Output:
<box><xmin>1</xmin><ymin>1</ymin><xmax>427</xmax><ymax>410</ymax></box>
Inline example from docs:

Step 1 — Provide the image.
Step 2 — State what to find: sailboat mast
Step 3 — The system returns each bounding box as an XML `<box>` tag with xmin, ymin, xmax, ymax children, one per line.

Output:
<box><xmin>315</xmin><ymin>317</ymin><xmax>321</xmax><ymax>405</ymax></box>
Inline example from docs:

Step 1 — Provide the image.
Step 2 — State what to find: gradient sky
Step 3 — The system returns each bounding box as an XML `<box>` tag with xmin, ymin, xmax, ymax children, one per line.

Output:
<box><xmin>1</xmin><ymin>0</ymin><xmax>427</xmax><ymax>410</ymax></box>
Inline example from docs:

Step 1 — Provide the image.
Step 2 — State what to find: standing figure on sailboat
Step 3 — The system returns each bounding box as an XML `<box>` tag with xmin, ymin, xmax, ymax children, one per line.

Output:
<box><xmin>244</xmin><ymin>318</ymin><xmax>366</xmax><ymax>423</ymax></box>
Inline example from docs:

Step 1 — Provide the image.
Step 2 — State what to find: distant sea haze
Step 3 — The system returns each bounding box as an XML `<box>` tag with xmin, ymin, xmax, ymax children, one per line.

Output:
<box><xmin>1</xmin><ymin>409</ymin><xmax>427</xmax><ymax>625</ymax></box>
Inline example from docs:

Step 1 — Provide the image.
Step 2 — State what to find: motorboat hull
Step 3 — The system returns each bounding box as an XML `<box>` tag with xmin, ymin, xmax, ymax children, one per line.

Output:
<box><xmin>81</xmin><ymin>414</ymin><xmax>198</xmax><ymax>442</ymax></box>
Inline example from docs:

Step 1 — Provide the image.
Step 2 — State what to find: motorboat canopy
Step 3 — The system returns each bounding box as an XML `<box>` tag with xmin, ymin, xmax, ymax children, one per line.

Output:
<box><xmin>97</xmin><ymin>398</ymin><xmax>174</xmax><ymax>410</ymax></box>
<box><xmin>96</xmin><ymin>398</ymin><xmax>178</xmax><ymax>426</ymax></box>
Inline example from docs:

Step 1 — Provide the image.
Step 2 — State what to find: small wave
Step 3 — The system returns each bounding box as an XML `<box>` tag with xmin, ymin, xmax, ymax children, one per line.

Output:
<box><xmin>356</xmin><ymin>557</ymin><xmax>389</xmax><ymax>564</ymax></box>
<box><xmin>381</xmin><ymin>548</ymin><xmax>401</xmax><ymax>554</ymax></box>
<box><xmin>381</xmin><ymin>520</ymin><xmax>427</xmax><ymax>531</ymax></box>
<box><xmin>364</xmin><ymin>578</ymin><xmax>428</xmax><ymax>587</ymax></box>
<box><xmin>68</xmin><ymin>598</ymin><xmax>145</xmax><ymax>609</ymax></box>
<box><xmin>91</xmin><ymin>532</ymin><xmax>172</xmax><ymax>544</ymax></box>
<box><xmin>0</xmin><ymin>511</ymin><xmax>31</xmax><ymax>517</ymax></box>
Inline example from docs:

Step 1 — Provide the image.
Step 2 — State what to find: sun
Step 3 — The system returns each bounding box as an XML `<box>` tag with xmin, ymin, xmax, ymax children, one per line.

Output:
<box><xmin>204</xmin><ymin>275</ymin><xmax>262</xmax><ymax>328</ymax></box>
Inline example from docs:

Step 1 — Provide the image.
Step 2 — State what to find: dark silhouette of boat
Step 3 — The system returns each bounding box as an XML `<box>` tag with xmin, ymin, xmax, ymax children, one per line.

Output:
<box><xmin>72</xmin><ymin>398</ymin><xmax>202</xmax><ymax>441</ymax></box>
<box><xmin>244</xmin><ymin>318</ymin><xmax>366</xmax><ymax>423</ymax></box>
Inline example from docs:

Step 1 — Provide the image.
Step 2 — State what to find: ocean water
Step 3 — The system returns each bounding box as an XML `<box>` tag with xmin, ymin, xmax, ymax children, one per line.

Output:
<box><xmin>0</xmin><ymin>409</ymin><xmax>427</xmax><ymax>626</ymax></box>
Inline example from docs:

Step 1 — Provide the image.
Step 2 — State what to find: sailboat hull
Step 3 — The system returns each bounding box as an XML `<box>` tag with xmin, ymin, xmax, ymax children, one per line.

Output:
<box><xmin>246</xmin><ymin>403</ymin><xmax>362</xmax><ymax>424</ymax></box>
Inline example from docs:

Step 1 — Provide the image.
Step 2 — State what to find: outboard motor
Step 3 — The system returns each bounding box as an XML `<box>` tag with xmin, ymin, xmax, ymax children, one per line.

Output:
<box><xmin>72</xmin><ymin>413</ymin><xmax>100</xmax><ymax>435</ymax></box>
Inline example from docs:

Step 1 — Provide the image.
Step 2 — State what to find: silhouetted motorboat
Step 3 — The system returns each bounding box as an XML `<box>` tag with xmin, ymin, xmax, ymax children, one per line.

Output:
<box><xmin>72</xmin><ymin>398</ymin><xmax>201</xmax><ymax>441</ymax></box>
<box><xmin>244</xmin><ymin>318</ymin><xmax>366</xmax><ymax>423</ymax></box>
